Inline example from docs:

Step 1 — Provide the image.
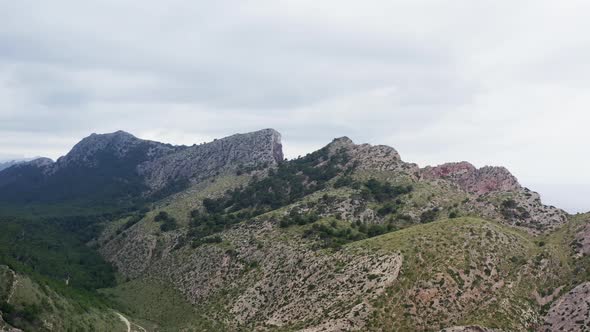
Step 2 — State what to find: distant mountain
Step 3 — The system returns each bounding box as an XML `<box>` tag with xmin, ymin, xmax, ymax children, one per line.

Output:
<box><xmin>0</xmin><ymin>129</ymin><xmax>282</xmax><ymax>211</ymax></box>
<box><xmin>0</xmin><ymin>157</ymin><xmax>42</xmax><ymax>172</ymax></box>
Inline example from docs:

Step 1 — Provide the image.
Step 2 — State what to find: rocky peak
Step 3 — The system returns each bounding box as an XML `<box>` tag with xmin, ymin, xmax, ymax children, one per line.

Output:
<box><xmin>421</xmin><ymin>161</ymin><xmax>477</xmax><ymax>177</ymax></box>
<box><xmin>421</xmin><ymin>161</ymin><xmax>567</xmax><ymax>232</ymax></box>
<box><xmin>0</xmin><ymin>128</ymin><xmax>285</xmax><ymax>206</ymax></box>
<box><xmin>326</xmin><ymin>137</ymin><xmax>419</xmax><ymax>176</ymax></box>
<box><xmin>55</xmin><ymin>130</ymin><xmax>175</xmax><ymax>169</ymax></box>
<box><xmin>27</xmin><ymin>157</ymin><xmax>54</xmax><ymax>168</ymax></box>
<box><xmin>421</xmin><ymin>162</ymin><xmax>521</xmax><ymax>195</ymax></box>
<box><xmin>327</xmin><ymin>137</ymin><xmax>355</xmax><ymax>151</ymax></box>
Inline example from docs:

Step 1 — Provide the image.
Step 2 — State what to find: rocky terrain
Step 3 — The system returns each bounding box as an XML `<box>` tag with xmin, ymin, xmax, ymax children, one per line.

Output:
<box><xmin>422</xmin><ymin>162</ymin><xmax>567</xmax><ymax>232</ymax></box>
<box><xmin>139</xmin><ymin>128</ymin><xmax>283</xmax><ymax>192</ymax></box>
<box><xmin>543</xmin><ymin>282</ymin><xmax>590</xmax><ymax>331</ymax></box>
<box><xmin>94</xmin><ymin>132</ymin><xmax>582</xmax><ymax>331</ymax></box>
<box><xmin>0</xmin><ymin>128</ymin><xmax>589</xmax><ymax>331</ymax></box>
<box><xmin>421</xmin><ymin>162</ymin><xmax>521</xmax><ymax>195</ymax></box>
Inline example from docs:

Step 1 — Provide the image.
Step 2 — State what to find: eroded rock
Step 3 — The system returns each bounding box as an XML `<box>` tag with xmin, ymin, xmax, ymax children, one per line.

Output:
<box><xmin>542</xmin><ymin>282</ymin><xmax>590</xmax><ymax>331</ymax></box>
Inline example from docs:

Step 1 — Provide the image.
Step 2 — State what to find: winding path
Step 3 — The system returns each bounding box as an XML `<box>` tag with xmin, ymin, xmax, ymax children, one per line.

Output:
<box><xmin>114</xmin><ymin>312</ymin><xmax>147</xmax><ymax>332</ymax></box>
<box><xmin>115</xmin><ymin>312</ymin><xmax>131</xmax><ymax>332</ymax></box>
<box><xmin>6</xmin><ymin>269</ymin><xmax>18</xmax><ymax>304</ymax></box>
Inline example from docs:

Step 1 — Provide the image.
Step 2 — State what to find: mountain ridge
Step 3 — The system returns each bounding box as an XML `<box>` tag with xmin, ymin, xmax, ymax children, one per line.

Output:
<box><xmin>0</xmin><ymin>129</ymin><xmax>283</xmax><ymax>211</ymax></box>
<box><xmin>0</xmin><ymin>128</ymin><xmax>587</xmax><ymax>331</ymax></box>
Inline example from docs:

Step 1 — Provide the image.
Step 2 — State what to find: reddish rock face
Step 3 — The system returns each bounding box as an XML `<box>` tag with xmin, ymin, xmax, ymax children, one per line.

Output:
<box><xmin>421</xmin><ymin>162</ymin><xmax>521</xmax><ymax>195</ymax></box>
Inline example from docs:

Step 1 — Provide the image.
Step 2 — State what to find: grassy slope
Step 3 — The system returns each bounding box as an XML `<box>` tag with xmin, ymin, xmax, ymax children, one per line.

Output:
<box><xmin>542</xmin><ymin>212</ymin><xmax>590</xmax><ymax>288</ymax></box>
<box><xmin>102</xmin><ymin>207</ymin><xmax>588</xmax><ymax>331</ymax></box>
<box><xmin>100</xmin><ymin>278</ymin><xmax>220</xmax><ymax>332</ymax></box>
<box><xmin>101</xmin><ymin>174</ymin><xmax>252</xmax><ymax>240</ymax></box>
<box><xmin>352</xmin><ymin>217</ymin><xmax>569</xmax><ymax>331</ymax></box>
<box><xmin>97</xmin><ymin>175</ymin><xmax>255</xmax><ymax>330</ymax></box>
<box><xmin>102</xmin><ymin>215</ymin><xmax>546</xmax><ymax>331</ymax></box>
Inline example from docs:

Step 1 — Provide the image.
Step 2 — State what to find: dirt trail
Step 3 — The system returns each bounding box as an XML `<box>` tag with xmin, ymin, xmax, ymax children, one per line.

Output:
<box><xmin>115</xmin><ymin>312</ymin><xmax>131</xmax><ymax>332</ymax></box>
<box><xmin>6</xmin><ymin>269</ymin><xmax>18</xmax><ymax>304</ymax></box>
<box><xmin>115</xmin><ymin>312</ymin><xmax>147</xmax><ymax>332</ymax></box>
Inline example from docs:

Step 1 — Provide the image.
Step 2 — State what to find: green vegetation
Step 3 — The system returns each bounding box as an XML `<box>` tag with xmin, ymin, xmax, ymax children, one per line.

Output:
<box><xmin>187</xmin><ymin>210</ymin><xmax>244</xmax><ymax>245</ymax></box>
<box><xmin>350</xmin><ymin>217</ymin><xmax>575</xmax><ymax>331</ymax></box>
<box><xmin>182</xmin><ymin>148</ymin><xmax>353</xmax><ymax>245</ymax></box>
<box><xmin>191</xmin><ymin>235</ymin><xmax>223</xmax><ymax>247</ymax></box>
<box><xmin>198</xmin><ymin>147</ymin><xmax>351</xmax><ymax>214</ymax></box>
<box><xmin>119</xmin><ymin>209</ymin><xmax>148</xmax><ymax>232</ymax></box>
<box><xmin>361</xmin><ymin>178</ymin><xmax>413</xmax><ymax>203</ymax></box>
<box><xmin>0</xmin><ymin>301</ymin><xmax>41</xmax><ymax>326</ymax></box>
<box><xmin>0</xmin><ymin>216</ymin><xmax>115</xmax><ymax>291</ymax></box>
<box><xmin>302</xmin><ymin>218</ymin><xmax>403</xmax><ymax>249</ymax></box>
<box><xmin>500</xmin><ymin>199</ymin><xmax>531</xmax><ymax>220</ymax></box>
<box><xmin>0</xmin><ymin>146</ymin><xmax>150</xmax><ymax>210</ymax></box>
<box><xmin>0</xmin><ymin>212</ymin><xmax>121</xmax><ymax>330</ymax></box>
<box><xmin>279</xmin><ymin>209</ymin><xmax>320</xmax><ymax>228</ymax></box>
<box><xmin>334</xmin><ymin>176</ymin><xmax>358</xmax><ymax>189</ymax></box>
<box><xmin>420</xmin><ymin>207</ymin><xmax>440</xmax><ymax>223</ymax></box>
<box><xmin>101</xmin><ymin>278</ymin><xmax>225</xmax><ymax>331</ymax></box>
<box><xmin>186</xmin><ymin>174</ymin><xmax>415</xmax><ymax>250</ymax></box>
<box><xmin>0</xmin><ymin>266</ymin><xmax>120</xmax><ymax>332</ymax></box>
<box><xmin>154</xmin><ymin>211</ymin><xmax>178</xmax><ymax>232</ymax></box>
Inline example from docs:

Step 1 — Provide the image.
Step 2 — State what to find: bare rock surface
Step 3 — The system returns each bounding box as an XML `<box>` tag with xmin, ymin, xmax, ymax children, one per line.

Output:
<box><xmin>328</xmin><ymin>137</ymin><xmax>420</xmax><ymax>177</ymax></box>
<box><xmin>104</xmin><ymin>215</ymin><xmax>403</xmax><ymax>331</ymax></box>
<box><xmin>542</xmin><ymin>282</ymin><xmax>590</xmax><ymax>332</ymax></box>
<box><xmin>139</xmin><ymin>128</ymin><xmax>283</xmax><ymax>192</ymax></box>
<box><xmin>99</xmin><ymin>223</ymin><xmax>159</xmax><ymax>278</ymax></box>
<box><xmin>54</xmin><ymin>130</ymin><xmax>176</xmax><ymax>169</ymax></box>
<box><xmin>51</xmin><ymin>129</ymin><xmax>283</xmax><ymax>190</ymax></box>
<box><xmin>421</xmin><ymin>162</ymin><xmax>520</xmax><ymax>195</ymax></box>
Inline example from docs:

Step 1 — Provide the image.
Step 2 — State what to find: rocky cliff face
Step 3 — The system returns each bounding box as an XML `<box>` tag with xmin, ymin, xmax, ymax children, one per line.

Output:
<box><xmin>421</xmin><ymin>162</ymin><xmax>521</xmax><ymax>195</ymax></box>
<box><xmin>139</xmin><ymin>129</ymin><xmax>283</xmax><ymax>192</ymax></box>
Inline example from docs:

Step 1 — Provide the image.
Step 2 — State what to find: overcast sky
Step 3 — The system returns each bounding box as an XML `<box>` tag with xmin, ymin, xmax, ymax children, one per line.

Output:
<box><xmin>1</xmin><ymin>1</ymin><xmax>589</xmax><ymax>213</ymax></box>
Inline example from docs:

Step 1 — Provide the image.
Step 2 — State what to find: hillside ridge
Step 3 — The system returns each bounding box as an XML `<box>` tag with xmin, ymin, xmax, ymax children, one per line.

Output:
<box><xmin>0</xmin><ymin>129</ymin><xmax>586</xmax><ymax>332</ymax></box>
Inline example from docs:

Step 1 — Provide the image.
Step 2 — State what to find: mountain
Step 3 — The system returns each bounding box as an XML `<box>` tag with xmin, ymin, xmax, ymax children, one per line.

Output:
<box><xmin>0</xmin><ymin>129</ymin><xmax>588</xmax><ymax>332</ymax></box>
<box><xmin>0</xmin><ymin>129</ymin><xmax>282</xmax><ymax>214</ymax></box>
<box><xmin>0</xmin><ymin>158</ymin><xmax>42</xmax><ymax>172</ymax></box>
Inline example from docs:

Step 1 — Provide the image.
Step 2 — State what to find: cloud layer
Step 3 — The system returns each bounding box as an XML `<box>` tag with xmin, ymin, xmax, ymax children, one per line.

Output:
<box><xmin>1</xmin><ymin>1</ymin><xmax>589</xmax><ymax>212</ymax></box>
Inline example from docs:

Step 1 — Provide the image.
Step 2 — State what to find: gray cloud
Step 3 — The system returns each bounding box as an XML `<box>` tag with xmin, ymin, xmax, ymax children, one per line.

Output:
<box><xmin>1</xmin><ymin>0</ymin><xmax>589</xmax><ymax>212</ymax></box>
